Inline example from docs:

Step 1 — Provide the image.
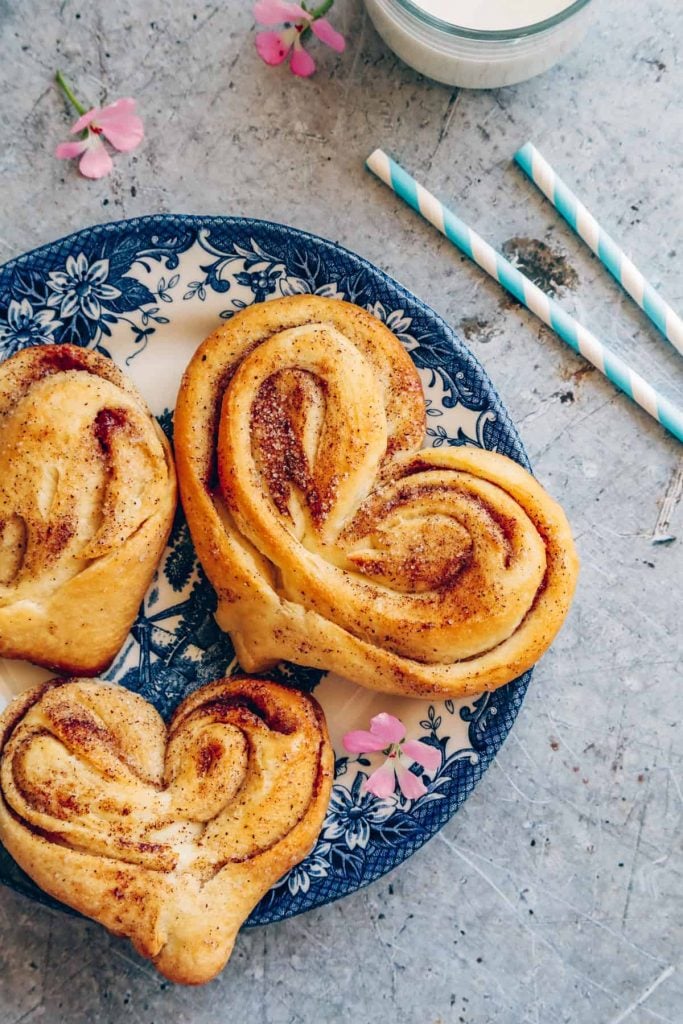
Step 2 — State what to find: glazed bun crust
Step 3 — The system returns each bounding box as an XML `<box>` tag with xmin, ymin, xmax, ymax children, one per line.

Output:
<box><xmin>0</xmin><ymin>676</ymin><xmax>333</xmax><ymax>984</ymax></box>
<box><xmin>0</xmin><ymin>344</ymin><xmax>177</xmax><ymax>674</ymax></box>
<box><xmin>175</xmin><ymin>296</ymin><xmax>578</xmax><ymax>699</ymax></box>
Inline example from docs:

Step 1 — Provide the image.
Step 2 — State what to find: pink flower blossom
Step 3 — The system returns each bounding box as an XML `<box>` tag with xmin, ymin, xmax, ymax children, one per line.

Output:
<box><xmin>254</xmin><ymin>0</ymin><xmax>345</xmax><ymax>78</ymax></box>
<box><xmin>55</xmin><ymin>76</ymin><xmax>143</xmax><ymax>180</ymax></box>
<box><xmin>343</xmin><ymin>712</ymin><xmax>441</xmax><ymax>800</ymax></box>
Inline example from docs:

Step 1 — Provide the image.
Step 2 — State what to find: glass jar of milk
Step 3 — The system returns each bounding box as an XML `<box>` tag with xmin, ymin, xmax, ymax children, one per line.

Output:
<box><xmin>364</xmin><ymin>0</ymin><xmax>596</xmax><ymax>88</ymax></box>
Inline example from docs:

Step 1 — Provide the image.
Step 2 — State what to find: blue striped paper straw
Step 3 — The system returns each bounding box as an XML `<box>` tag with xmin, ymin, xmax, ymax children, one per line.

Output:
<box><xmin>515</xmin><ymin>142</ymin><xmax>683</xmax><ymax>358</ymax></box>
<box><xmin>366</xmin><ymin>148</ymin><xmax>683</xmax><ymax>445</ymax></box>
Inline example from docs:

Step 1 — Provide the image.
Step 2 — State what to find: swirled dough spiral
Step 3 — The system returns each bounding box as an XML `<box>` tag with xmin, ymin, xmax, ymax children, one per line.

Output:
<box><xmin>0</xmin><ymin>676</ymin><xmax>333</xmax><ymax>984</ymax></box>
<box><xmin>0</xmin><ymin>344</ymin><xmax>176</xmax><ymax>674</ymax></box>
<box><xmin>175</xmin><ymin>296</ymin><xmax>578</xmax><ymax>698</ymax></box>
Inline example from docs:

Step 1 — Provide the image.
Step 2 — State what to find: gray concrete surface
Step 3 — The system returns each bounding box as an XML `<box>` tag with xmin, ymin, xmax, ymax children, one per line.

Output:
<box><xmin>1</xmin><ymin>0</ymin><xmax>682</xmax><ymax>1021</ymax></box>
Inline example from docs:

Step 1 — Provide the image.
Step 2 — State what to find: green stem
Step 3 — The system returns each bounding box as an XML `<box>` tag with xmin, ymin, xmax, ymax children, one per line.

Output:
<box><xmin>308</xmin><ymin>0</ymin><xmax>334</xmax><ymax>16</ymax></box>
<box><xmin>300</xmin><ymin>0</ymin><xmax>334</xmax><ymax>42</ymax></box>
<box><xmin>55</xmin><ymin>70</ymin><xmax>88</xmax><ymax>116</ymax></box>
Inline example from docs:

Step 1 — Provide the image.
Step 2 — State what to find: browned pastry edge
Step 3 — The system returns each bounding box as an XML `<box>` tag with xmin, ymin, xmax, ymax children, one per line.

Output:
<box><xmin>0</xmin><ymin>343</ymin><xmax>177</xmax><ymax>675</ymax></box>
<box><xmin>0</xmin><ymin>676</ymin><xmax>333</xmax><ymax>984</ymax></box>
<box><xmin>174</xmin><ymin>296</ymin><xmax>579</xmax><ymax>699</ymax></box>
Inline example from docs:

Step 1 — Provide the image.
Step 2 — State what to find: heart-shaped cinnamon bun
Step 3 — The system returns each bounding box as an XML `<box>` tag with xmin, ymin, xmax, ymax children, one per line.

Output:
<box><xmin>175</xmin><ymin>295</ymin><xmax>578</xmax><ymax>699</ymax></box>
<box><xmin>0</xmin><ymin>676</ymin><xmax>333</xmax><ymax>984</ymax></box>
<box><xmin>0</xmin><ymin>344</ymin><xmax>176</xmax><ymax>674</ymax></box>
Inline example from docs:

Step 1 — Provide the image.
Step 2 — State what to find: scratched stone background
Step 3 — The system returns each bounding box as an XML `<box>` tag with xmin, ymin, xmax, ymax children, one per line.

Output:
<box><xmin>0</xmin><ymin>0</ymin><xmax>682</xmax><ymax>1021</ymax></box>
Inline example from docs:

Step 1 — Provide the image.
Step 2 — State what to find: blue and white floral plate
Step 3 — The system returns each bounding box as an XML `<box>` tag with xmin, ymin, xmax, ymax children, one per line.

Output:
<box><xmin>0</xmin><ymin>215</ymin><xmax>531</xmax><ymax>925</ymax></box>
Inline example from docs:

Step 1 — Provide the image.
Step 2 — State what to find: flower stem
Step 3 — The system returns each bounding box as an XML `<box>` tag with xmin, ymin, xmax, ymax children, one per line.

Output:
<box><xmin>55</xmin><ymin>71</ymin><xmax>88</xmax><ymax>116</ymax></box>
<box><xmin>308</xmin><ymin>0</ymin><xmax>334</xmax><ymax>17</ymax></box>
<box><xmin>300</xmin><ymin>0</ymin><xmax>335</xmax><ymax>42</ymax></box>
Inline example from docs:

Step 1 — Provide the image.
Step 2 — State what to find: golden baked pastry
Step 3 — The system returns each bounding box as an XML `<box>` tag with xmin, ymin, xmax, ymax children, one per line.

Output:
<box><xmin>0</xmin><ymin>676</ymin><xmax>333</xmax><ymax>984</ymax></box>
<box><xmin>0</xmin><ymin>344</ymin><xmax>176</xmax><ymax>674</ymax></box>
<box><xmin>175</xmin><ymin>295</ymin><xmax>578</xmax><ymax>699</ymax></box>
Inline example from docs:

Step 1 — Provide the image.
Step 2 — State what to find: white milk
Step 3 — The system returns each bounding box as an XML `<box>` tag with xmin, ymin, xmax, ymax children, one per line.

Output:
<box><xmin>410</xmin><ymin>0</ymin><xmax>577</xmax><ymax>32</ymax></box>
<box><xmin>364</xmin><ymin>0</ymin><xmax>596</xmax><ymax>88</ymax></box>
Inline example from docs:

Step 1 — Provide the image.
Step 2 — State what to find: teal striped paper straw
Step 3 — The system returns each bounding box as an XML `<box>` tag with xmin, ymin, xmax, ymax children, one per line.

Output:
<box><xmin>366</xmin><ymin>148</ymin><xmax>682</xmax><ymax>444</ymax></box>
<box><xmin>515</xmin><ymin>142</ymin><xmax>683</xmax><ymax>358</ymax></box>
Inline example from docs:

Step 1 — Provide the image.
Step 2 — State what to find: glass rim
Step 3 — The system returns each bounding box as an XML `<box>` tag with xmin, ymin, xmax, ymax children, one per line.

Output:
<box><xmin>390</xmin><ymin>0</ymin><xmax>594</xmax><ymax>40</ymax></box>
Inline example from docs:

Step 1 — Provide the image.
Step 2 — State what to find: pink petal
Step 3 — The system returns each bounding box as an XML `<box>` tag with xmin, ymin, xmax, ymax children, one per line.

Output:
<box><xmin>78</xmin><ymin>139</ymin><xmax>113</xmax><ymax>179</ymax></box>
<box><xmin>55</xmin><ymin>140</ymin><xmax>88</xmax><ymax>160</ymax></box>
<box><xmin>396</xmin><ymin>764</ymin><xmax>427</xmax><ymax>800</ymax></box>
<box><xmin>71</xmin><ymin>107</ymin><xmax>99</xmax><ymax>133</ymax></box>
<box><xmin>364</xmin><ymin>761</ymin><xmax>396</xmax><ymax>799</ymax></box>
<box><xmin>98</xmin><ymin>97</ymin><xmax>137</xmax><ymax>117</ymax></box>
<box><xmin>255</xmin><ymin>30</ymin><xmax>292</xmax><ymax>65</ymax></box>
<box><xmin>370</xmin><ymin>712</ymin><xmax>405</xmax><ymax>746</ymax></box>
<box><xmin>94</xmin><ymin>99</ymin><xmax>143</xmax><ymax>152</ymax></box>
<box><xmin>343</xmin><ymin>729</ymin><xmax>388</xmax><ymax>754</ymax></box>
<box><xmin>254</xmin><ymin>0</ymin><xmax>308</xmax><ymax>23</ymax></box>
<box><xmin>402</xmin><ymin>739</ymin><xmax>441</xmax><ymax>773</ymax></box>
<box><xmin>311</xmin><ymin>17</ymin><xmax>345</xmax><ymax>52</ymax></box>
<box><xmin>99</xmin><ymin>117</ymin><xmax>144</xmax><ymax>152</ymax></box>
<box><xmin>289</xmin><ymin>43</ymin><xmax>315</xmax><ymax>77</ymax></box>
